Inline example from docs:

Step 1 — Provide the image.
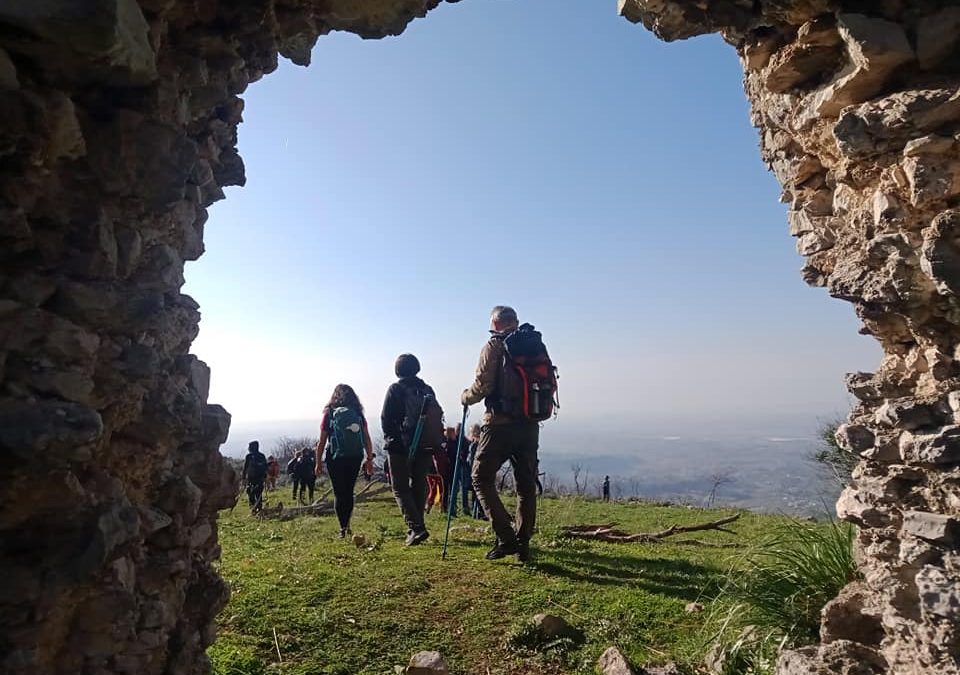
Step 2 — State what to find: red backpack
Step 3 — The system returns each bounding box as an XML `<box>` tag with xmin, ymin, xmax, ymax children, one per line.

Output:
<box><xmin>502</xmin><ymin>324</ymin><xmax>558</xmax><ymax>422</ymax></box>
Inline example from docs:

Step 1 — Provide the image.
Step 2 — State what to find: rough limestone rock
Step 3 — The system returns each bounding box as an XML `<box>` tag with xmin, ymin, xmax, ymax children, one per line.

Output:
<box><xmin>598</xmin><ymin>646</ymin><xmax>637</xmax><ymax>675</ymax></box>
<box><xmin>1</xmin><ymin>1</ymin><xmax>960</xmax><ymax>674</ymax></box>
<box><xmin>530</xmin><ymin>613</ymin><xmax>585</xmax><ymax>644</ymax></box>
<box><xmin>406</xmin><ymin>650</ymin><xmax>449</xmax><ymax>675</ymax></box>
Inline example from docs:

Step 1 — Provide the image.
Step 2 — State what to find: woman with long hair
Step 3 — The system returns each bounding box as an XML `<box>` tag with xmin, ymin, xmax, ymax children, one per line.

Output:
<box><xmin>315</xmin><ymin>384</ymin><xmax>374</xmax><ymax>538</ymax></box>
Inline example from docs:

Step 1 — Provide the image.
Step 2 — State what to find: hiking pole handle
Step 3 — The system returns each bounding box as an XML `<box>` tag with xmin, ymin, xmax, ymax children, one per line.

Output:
<box><xmin>441</xmin><ymin>406</ymin><xmax>469</xmax><ymax>560</ymax></box>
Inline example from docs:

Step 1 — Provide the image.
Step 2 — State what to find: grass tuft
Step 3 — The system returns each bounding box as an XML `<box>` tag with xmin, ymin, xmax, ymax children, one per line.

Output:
<box><xmin>704</xmin><ymin>518</ymin><xmax>859</xmax><ymax>675</ymax></box>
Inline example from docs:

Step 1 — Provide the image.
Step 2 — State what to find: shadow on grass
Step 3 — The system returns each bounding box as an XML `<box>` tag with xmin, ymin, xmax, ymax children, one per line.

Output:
<box><xmin>530</xmin><ymin>548</ymin><xmax>720</xmax><ymax>601</ymax></box>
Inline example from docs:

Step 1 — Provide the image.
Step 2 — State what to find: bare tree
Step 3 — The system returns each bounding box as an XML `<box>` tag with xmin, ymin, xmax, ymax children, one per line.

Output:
<box><xmin>591</xmin><ymin>478</ymin><xmax>605</xmax><ymax>500</ymax></box>
<box><xmin>543</xmin><ymin>473</ymin><xmax>562</xmax><ymax>496</ymax></box>
<box><xmin>497</xmin><ymin>464</ymin><xmax>515</xmax><ymax>492</ymax></box>
<box><xmin>705</xmin><ymin>470</ymin><xmax>734</xmax><ymax>508</ymax></box>
<box><xmin>570</xmin><ymin>463</ymin><xmax>584</xmax><ymax>496</ymax></box>
<box><xmin>628</xmin><ymin>477</ymin><xmax>642</xmax><ymax>499</ymax></box>
<box><xmin>612</xmin><ymin>479</ymin><xmax>623</xmax><ymax>501</ymax></box>
<box><xmin>272</xmin><ymin>436</ymin><xmax>319</xmax><ymax>464</ymax></box>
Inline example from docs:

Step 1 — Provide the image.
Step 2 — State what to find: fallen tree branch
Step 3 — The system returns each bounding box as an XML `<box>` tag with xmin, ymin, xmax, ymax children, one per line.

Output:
<box><xmin>258</xmin><ymin>481</ymin><xmax>392</xmax><ymax>520</ymax></box>
<box><xmin>559</xmin><ymin>513</ymin><xmax>741</xmax><ymax>544</ymax></box>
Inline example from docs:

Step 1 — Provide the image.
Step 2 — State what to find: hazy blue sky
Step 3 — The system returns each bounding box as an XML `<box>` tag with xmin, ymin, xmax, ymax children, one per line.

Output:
<box><xmin>184</xmin><ymin>0</ymin><xmax>879</xmax><ymax>444</ymax></box>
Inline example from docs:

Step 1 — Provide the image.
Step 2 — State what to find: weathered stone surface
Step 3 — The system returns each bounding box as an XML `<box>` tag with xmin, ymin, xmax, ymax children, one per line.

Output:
<box><xmin>641</xmin><ymin>663</ymin><xmax>681</xmax><ymax>675</ymax></box>
<box><xmin>820</xmin><ymin>582</ymin><xmax>884</xmax><ymax>646</ymax></box>
<box><xmin>903</xmin><ymin>510</ymin><xmax>960</xmax><ymax>545</ymax></box>
<box><xmin>795</xmin><ymin>14</ymin><xmax>914</xmax><ymax>127</ymax></box>
<box><xmin>834</xmin><ymin>89</ymin><xmax>960</xmax><ymax>160</ymax></box>
<box><xmin>764</xmin><ymin>18</ymin><xmax>842</xmax><ymax>94</ymax></box>
<box><xmin>0</xmin><ymin>0</ymin><xmax>157</xmax><ymax>85</ymax></box>
<box><xmin>903</xmin><ymin>155</ymin><xmax>960</xmax><ymax>207</ymax></box>
<box><xmin>598</xmin><ymin>646</ymin><xmax>637</xmax><ymax>675</ymax></box>
<box><xmin>406</xmin><ymin>650</ymin><xmax>449</xmax><ymax>675</ymax></box>
<box><xmin>899</xmin><ymin>427</ymin><xmax>960</xmax><ymax>465</ymax></box>
<box><xmin>917</xmin><ymin>7</ymin><xmax>960</xmax><ymax>70</ymax></box>
<box><xmin>921</xmin><ymin>209</ymin><xmax>960</xmax><ymax>297</ymax></box>
<box><xmin>916</xmin><ymin>565</ymin><xmax>960</xmax><ymax>619</ymax></box>
<box><xmin>777</xmin><ymin>640</ymin><xmax>886</xmax><ymax>674</ymax></box>
<box><xmin>0</xmin><ymin>47</ymin><xmax>17</xmax><ymax>89</ymax></box>
<box><xmin>530</xmin><ymin>613</ymin><xmax>585</xmax><ymax>643</ymax></box>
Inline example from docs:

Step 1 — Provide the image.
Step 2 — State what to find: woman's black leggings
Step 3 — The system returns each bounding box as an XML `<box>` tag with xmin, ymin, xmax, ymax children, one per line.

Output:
<box><xmin>326</xmin><ymin>456</ymin><xmax>363</xmax><ymax>529</ymax></box>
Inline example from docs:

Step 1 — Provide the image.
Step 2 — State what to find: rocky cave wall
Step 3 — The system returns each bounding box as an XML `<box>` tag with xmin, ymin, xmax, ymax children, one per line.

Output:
<box><xmin>618</xmin><ymin>1</ymin><xmax>960</xmax><ymax>672</ymax></box>
<box><xmin>0</xmin><ymin>0</ymin><xmax>957</xmax><ymax>674</ymax></box>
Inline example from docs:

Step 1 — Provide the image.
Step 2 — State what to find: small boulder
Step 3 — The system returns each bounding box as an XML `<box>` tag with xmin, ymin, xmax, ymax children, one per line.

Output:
<box><xmin>643</xmin><ymin>664</ymin><xmax>681</xmax><ymax>675</ymax></box>
<box><xmin>531</xmin><ymin>613</ymin><xmax>584</xmax><ymax>643</ymax></box>
<box><xmin>598</xmin><ymin>646</ymin><xmax>636</xmax><ymax>675</ymax></box>
<box><xmin>406</xmin><ymin>651</ymin><xmax>448</xmax><ymax>675</ymax></box>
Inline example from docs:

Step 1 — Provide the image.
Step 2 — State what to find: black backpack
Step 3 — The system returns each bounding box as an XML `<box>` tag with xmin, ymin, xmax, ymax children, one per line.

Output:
<box><xmin>247</xmin><ymin>452</ymin><xmax>268</xmax><ymax>482</ymax></box>
<box><xmin>401</xmin><ymin>383</ymin><xmax>445</xmax><ymax>453</ymax></box>
<box><xmin>501</xmin><ymin>323</ymin><xmax>558</xmax><ymax>422</ymax></box>
<box><xmin>297</xmin><ymin>448</ymin><xmax>317</xmax><ymax>478</ymax></box>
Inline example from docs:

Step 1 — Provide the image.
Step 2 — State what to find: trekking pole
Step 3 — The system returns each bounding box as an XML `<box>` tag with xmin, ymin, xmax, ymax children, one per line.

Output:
<box><xmin>441</xmin><ymin>406</ymin><xmax>469</xmax><ymax>560</ymax></box>
<box><xmin>407</xmin><ymin>395</ymin><xmax>429</xmax><ymax>462</ymax></box>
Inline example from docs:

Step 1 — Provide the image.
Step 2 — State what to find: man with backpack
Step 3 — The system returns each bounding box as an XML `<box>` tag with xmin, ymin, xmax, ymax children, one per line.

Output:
<box><xmin>295</xmin><ymin>446</ymin><xmax>317</xmax><ymax>503</ymax></box>
<box><xmin>381</xmin><ymin>353</ymin><xmax>445</xmax><ymax>546</ymax></box>
<box><xmin>462</xmin><ymin>306</ymin><xmax>557</xmax><ymax>562</ymax></box>
<box><xmin>287</xmin><ymin>449</ymin><xmax>303</xmax><ymax>501</ymax></box>
<box><xmin>242</xmin><ymin>440</ymin><xmax>268</xmax><ymax>514</ymax></box>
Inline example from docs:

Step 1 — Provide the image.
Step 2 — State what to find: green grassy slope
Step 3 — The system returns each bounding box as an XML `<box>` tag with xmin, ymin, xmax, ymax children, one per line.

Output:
<box><xmin>210</xmin><ymin>491</ymin><xmax>793</xmax><ymax>675</ymax></box>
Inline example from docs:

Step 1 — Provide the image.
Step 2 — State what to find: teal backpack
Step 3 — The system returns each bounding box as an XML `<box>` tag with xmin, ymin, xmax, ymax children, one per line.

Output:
<box><xmin>328</xmin><ymin>407</ymin><xmax>365</xmax><ymax>460</ymax></box>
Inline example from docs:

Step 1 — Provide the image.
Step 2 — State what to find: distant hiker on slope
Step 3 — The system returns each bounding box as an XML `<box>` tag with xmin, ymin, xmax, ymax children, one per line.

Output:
<box><xmin>315</xmin><ymin>384</ymin><xmax>374</xmax><ymax>538</ymax></box>
<box><xmin>242</xmin><ymin>440</ymin><xmax>268</xmax><ymax>514</ymax></box>
<box><xmin>266</xmin><ymin>455</ymin><xmax>280</xmax><ymax>491</ymax></box>
<box><xmin>602</xmin><ymin>475</ymin><xmax>611</xmax><ymax>502</ymax></box>
<box><xmin>425</xmin><ymin>456</ymin><xmax>444</xmax><ymax>515</ymax></box>
<box><xmin>462</xmin><ymin>306</ymin><xmax>557</xmax><ymax>562</ymax></box>
<box><xmin>381</xmin><ymin>353</ymin><xmax>445</xmax><ymax>546</ymax></box>
<box><xmin>287</xmin><ymin>449</ymin><xmax>303</xmax><ymax>501</ymax></box>
<box><xmin>295</xmin><ymin>446</ymin><xmax>317</xmax><ymax>504</ymax></box>
<box><xmin>446</xmin><ymin>422</ymin><xmax>470</xmax><ymax>517</ymax></box>
<box><xmin>467</xmin><ymin>424</ymin><xmax>486</xmax><ymax>520</ymax></box>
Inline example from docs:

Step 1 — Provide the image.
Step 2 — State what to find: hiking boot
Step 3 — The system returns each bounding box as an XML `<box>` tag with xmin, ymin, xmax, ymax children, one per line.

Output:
<box><xmin>485</xmin><ymin>540</ymin><xmax>519</xmax><ymax>560</ymax></box>
<box><xmin>517</xmin><ymin>540</ymin><xmax>531</xmax><ymax>563</ymax></box>
<box><xmin>405</xmin><ymin>529</ymin><xmax>430</xmax><ymax>546</ymax></box>
<box><xmin>338</xmin><ymin>528</ymin><xmax>347</xmax><ymax>539</ymax></box>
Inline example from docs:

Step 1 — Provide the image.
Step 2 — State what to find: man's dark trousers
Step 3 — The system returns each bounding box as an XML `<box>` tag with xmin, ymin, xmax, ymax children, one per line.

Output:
<box><xmin>471</xmin><ymin>422</ymin><xmax>539</xmax><ymax>546</ymax></box>
<box><xmin>388</xmin><ymin>449</ymin><xmax>433</xmax><ymax>533</ymax></box>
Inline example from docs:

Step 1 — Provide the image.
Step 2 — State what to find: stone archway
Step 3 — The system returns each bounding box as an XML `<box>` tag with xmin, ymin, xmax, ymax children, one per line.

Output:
<box><xmin>0</xmin><ymin>1</ymin><xmax>957</xmax><ymax>673</ymax></box>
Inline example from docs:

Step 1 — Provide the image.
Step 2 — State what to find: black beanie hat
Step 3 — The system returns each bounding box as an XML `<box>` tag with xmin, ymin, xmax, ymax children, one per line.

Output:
<box><xmin>395</xmin><ymin>353</ymin><xmax>421</xmax><ymax>378</ymax></box>
<box><xmin>248</xmin><ymin>440</ymin><xmax>259</xmax><ymax>452</ymax></box>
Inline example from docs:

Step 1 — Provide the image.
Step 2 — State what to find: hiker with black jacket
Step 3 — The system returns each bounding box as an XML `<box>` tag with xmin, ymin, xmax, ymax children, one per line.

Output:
<box><xmin>287</xmin><ymin>449</ymin><xmax>303</xmax><ymax>501</ymax></box>
<box><xmin>242</xmin><ymin>440</ymin><xmax>268</xmax><ymax>514</ymax></box>
<box><xmin>381</xmin><ymin>353</ymin><xmax>444</xmax><ymax>546</ymax></box>
<box><xmin>462</xmin><ymin>306</ymin><xmax>556</xmax><ymax>562</ymax></box>
<box><xmin>295</xmin><ymin>446</ymin><xmax>317</xmax><ymax>503</ymax></box>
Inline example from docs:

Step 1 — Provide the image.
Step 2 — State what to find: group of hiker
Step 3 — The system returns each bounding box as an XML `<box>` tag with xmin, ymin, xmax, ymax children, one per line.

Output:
<box><xmin>242</xmin><ymin>306</ymin><xmax>558</xmax><ymax>562</ymax></box>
